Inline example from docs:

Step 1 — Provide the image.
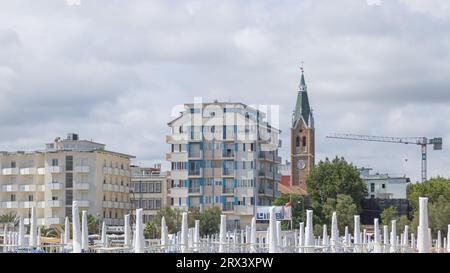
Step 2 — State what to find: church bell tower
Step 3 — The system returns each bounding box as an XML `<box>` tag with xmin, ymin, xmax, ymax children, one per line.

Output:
<box><xmin>290</xmin><ymin>66</ymin><xmax>315</xmax><ymax>192</ymax></box>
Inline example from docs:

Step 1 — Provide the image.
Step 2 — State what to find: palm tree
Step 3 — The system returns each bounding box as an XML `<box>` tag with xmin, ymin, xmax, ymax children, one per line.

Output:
<box><xmin>0</xmin><ymin>212</ymin><xmax>19</xmax><ymax>231</ymax></box>
<box><xmin>40</xmin><ymin>227</ymin><xmax>59</xmax><ymax>238</ymax></box>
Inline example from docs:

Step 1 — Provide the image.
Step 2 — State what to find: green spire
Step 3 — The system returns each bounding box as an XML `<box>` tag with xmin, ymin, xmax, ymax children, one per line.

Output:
<box><xmin>293</xmin><ymin>70</ymin><xmax>311</xmax><ymax>128</ymax></box>
<box><xmin>299</xmin><ymin>71</ymin><xmax>306</xmax><ymax>91</ymax></box>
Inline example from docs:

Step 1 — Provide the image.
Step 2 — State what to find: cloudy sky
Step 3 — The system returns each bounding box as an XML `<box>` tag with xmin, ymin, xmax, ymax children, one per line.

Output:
<box><xmin>1</xmin><ymin>0</ymin><xmax>449</xmax><ymax>182</ymax></box>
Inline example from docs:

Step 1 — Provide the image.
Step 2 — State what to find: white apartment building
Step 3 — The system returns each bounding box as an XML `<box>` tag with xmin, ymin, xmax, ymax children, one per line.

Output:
<box><xmin>359</xmin><ymin>168</ymin><xmax>410</xmax><ymax>199</ymax></box>
<box><xmin>130</xmin><ymin>165</ymin><xmax>169</xmax><ymax>223</ymax></box>
<box><xmin>0</xmin><ymin>133</ymin><xmax>134</xmax><ymax>228</ymax></box>
<box><xmin>166</xmin><ymin>101</ymin><xmax>281</xmax><ymax>229</ymax></box>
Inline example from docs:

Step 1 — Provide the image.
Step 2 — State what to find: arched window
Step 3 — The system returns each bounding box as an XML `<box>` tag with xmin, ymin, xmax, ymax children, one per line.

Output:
<box><xmin>296</xmin><ymin>136</ymin><xmax>300</xmax><ymax>147</ymax></box>
<box><xmin>302</xmin><ymin>136</ymin><xmax>307</xmax><ymax>147</ymax></box>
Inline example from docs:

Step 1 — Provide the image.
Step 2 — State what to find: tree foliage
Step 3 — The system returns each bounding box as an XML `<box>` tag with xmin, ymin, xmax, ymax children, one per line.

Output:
<box><xmin>410</xmin><ymin>195</ymin><xmax>450</xmax><ymax>237</ymax></box>
<box><xmin>306</xmin><ymin>157</ymin><xmax>367</xmax><ymax>228</ymax></box>
<box><xmin>407</xmin><ymin>177</ymin><xmax>450</xmax><ymax>213</ymax></box>
<box><xmin>322</xmin><ymin>194</ymin><xmax>358</xmax><ymax>232</ymax></box>
<box><xmin>380</xmin><ymin>206</ymin><xmax>398</xmax><ymax>226</ymax></box>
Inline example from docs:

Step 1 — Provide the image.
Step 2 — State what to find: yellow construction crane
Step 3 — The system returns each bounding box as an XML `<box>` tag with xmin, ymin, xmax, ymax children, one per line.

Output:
<box><xmin>326</xmin><ymin>133</ymin><xmax>443</xmax><ymax>183</ymax></box>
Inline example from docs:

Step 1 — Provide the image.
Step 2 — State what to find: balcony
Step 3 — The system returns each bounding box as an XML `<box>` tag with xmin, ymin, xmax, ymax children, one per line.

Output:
<box><xmin>103</xmin><ymin>167</ymin><xmax>114</xmax><ymax>174</ymax></box>
<box><xmin>2</xmin><ymin>168</ymin><xmax>19</xmax><ymax>175</ymax></box>
<box><xmin>119</xmin><ymin>169</ymin><xmax>126</xmax><ymax>176</ymax></box>
<box><xmin>222</xmin><ymin>168</ymin><xmax>234</xmax><ymax>177</ymax></box>
<box><xmin>74</xmin><ymin>166</ymin><xmax>90</xmax><ymax>173</ymax></box>
<box><xmin>47</xmin><ymin>200</ymin><xmax>63</xmax><ymax>207</ymax></box>
<box><xmin>37</xmin><ymin>168</ymin><xmax>45</xmax><ymax>175</ymax></box>
<box><xmin>103</xmin><ymin>201</ymin><xmax>112</xmax><ymax>208</ymax></box>
<box><xmin>223</xmin><ymin>203</ymin><xmax>234</xmax><ymax>212</ymax></box>
<box><xmin>102</xmin><ymin>183</ymin><xmax>113</xmax><ymax>191</ymax></box>
<box><xmin>166</xmin><ymin>134</ymin><xmax>188</xmax><ymax>143</ymax></box>
<box><xmin>20</xmin><ymin>168</ymin><xmax>37</xmax><ymax>175</ymax></box>
<box><xmin>169</xmin><ymin>187</ymin><xmax>189</xmax><ymax>197</ymax></box>
<box><xmin>20</xmin><ymin>184</ymin><xmax>45</xmax><ymax>192</ymax></box>
<box><xmin>74</xmin><ymin>182</ymin><xmax>90</xmax><ymax>190</ymax></box>
<box><xmin>169</xmin><ymin>169</ymin><xmax>188</xmax><ymax>180</ymax></box>
<box><xmin>222</xmin><ymin>187</ymin><xmax>234</xmax><ymax>195</ymax></box>
<box><xmin>75</xmin><ymin>200</ymin><xmax>90</xmax><ymax>207</ymax></box>
<box><xmin>22</xmin><ymin>201</ymin><xmax>45</xmax><ymax>208</ymax></box>
<box><xmin>1</xmin><ymin>185</ymin><xmax>19</xmax><ymax>192</ymax></box>
<box><xmin>113</xmin><ymin>168</ymin><xmax>120</xmax><ymax>175</ymax></box>
<box><xmin>222</xmin><ymin>150</ymin><xmax>235</xmax><ymax>159</ymax></box>
<box><xmin>2</xmin><ymin>201</ymin><xmax>19</xmax><ymax>209</ymax></box>
<box><xmin>188</xmin><ymin>169</ymin><xmax>202</xmax><ymax>177</ymax></box>
<box><xmin>46</xmin><ymin>166</ymin><xmax>62</xmax><ymax>173</ymax></box>
<box><xmin>188</xmin><ymin>187</ymin><xmax>201</xmax><ymax>194</ymax></box>
<box><xmin>235</xmin><ymin>205</ymin><xmax>253</xmax><ymax>215</ymax></box>
<box><xmin>169</xmin><ymin>152</ymin><xmax>189</xmax><ymax>161</ymax></box>
<box><xmin>47</xmin><ymin>182</ymin><xmax>63</xmax><ymax>190</ymax></box>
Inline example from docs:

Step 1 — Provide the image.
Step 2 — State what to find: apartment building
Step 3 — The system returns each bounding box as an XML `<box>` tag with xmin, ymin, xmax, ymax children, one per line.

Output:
<box><xmin>130</xmin><ymin>165</ymin><xmax>169</xmax><ymax>223</ymax></box>
<box><xmin>0</xmin><ymin>133</ymin><xmax>134</xmax><ymax>227</ymax></box>
<box><xmin>166</xmin><ymin>101</ymin><xmax>281</xmax><ymax>229</ymax></box>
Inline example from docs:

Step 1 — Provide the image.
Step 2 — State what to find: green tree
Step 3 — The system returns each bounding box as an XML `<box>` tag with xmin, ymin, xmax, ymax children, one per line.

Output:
<box><xmin>155</xmin><ymin>206</ymin><xmax>182</xmax><ymax>234</ymax></box>
<box><xmin>40</xmin><ymin>227</ymin><xmax>59</xmax><ymax>238</ymax></box>
<box><xmin>306</xmin><ymin>157</ymin><xmax>367</xmax><ymax>225</ymax></box>
<box><xmin>407</xmin><ymin>177</ymin><xmax>450</xmax><ymax>213</ymax></box>
<box><xmin>0</xmin><ymin>212</ymin><xmax>19</xmax><ymax>227</ymax></box>
<box><xmin>380</xmin><ymin>206</ymin><xmax>398</xmax><ymax>226</ymax></box>
<box><xmin>322</xmin><ymin>194</ymin><xmax>358</xmax><ymax>232</ymax></box>
<box><xmin>87</xmin><ymin>214</ymin><xmax>101</xmax><ymax>234</ymax></box>
<box><xmin>273</xmin><ymin>194</ymin><xmax>305</xmax><ymax>230</ymax></box>
<box><xmin>397</xmin><ymin>215</ymin><xmax>410</xmax><ymax>234</ymax></box>
<box><xmin>144</xmin><ymin>222</ymin><xmax>159</xmax><ymax>239</ymax></box>
<box><xmin>410</xmin><ymin>195</ymin><xmax>450</xmax><ymax>237</ymax></box>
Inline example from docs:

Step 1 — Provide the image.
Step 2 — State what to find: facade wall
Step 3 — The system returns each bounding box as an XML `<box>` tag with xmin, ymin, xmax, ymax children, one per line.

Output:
<box><xmin>166</xmin><ymin>102</ymin><xmax>281</xmax><ymax>229</ymax></box>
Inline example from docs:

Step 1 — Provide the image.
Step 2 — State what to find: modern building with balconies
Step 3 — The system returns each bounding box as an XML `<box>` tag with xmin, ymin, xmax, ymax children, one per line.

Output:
<box><xmin>0</xmin><ymin>133</ymin><xmax>134</xmax><ymax>228</ymax></box>
<box><xmin>166</xmin><ymin>101</ymin><xmax>281</xmax><ymax>229</ymax></box>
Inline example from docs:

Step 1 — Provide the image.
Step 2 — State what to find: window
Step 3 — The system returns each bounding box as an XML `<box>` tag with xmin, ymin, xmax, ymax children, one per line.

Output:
<box><xmin>382</xmin><ymin>184</ymin><xmax>386</xmax><ymax>189</ymax></box>
<box><xmin>10</xmin><ymin>194</ymin><xmax>16</xmax><ymax>201</ymax></box>
<box><xmin>52</xmin><ymin>196</ymin><xmax>58</xmax><ymax>201</ymax></box>
<box><xmin>52</xmin><ymin>159</ymin><xmax>59</xmax><ymax>167</ymax></box>
<box><xmin>370</xmin><ymin>183</ymin><xmax>375</xmax><ymax>192</ymax></box>
<box><xmin>28</xmin><ymin>195</ymin><xmax>33</xmax><ymax>201</ymax></box>
<box><xmin>296</xmin><ymin>136</ymin><xmax>300</xmax><ymax>147</ymax></box>
<box><xmin>66</xmin><ymin>156</ymin><xmax>73</xmax><ymax>171</ymax></box>
<box><xmin>370</xmin><ymin>194</ymin><xmax>375</xmax><ymax>199</ymax></box>
<box><xmin>10</xmin><ymin>161</ymin><xmax>16</xmax><ymax>168</ymax></box>
<box><xmin>155</xmin><ymin>182</ymin><xmax>161</xmax><ymax>193</ymax></box>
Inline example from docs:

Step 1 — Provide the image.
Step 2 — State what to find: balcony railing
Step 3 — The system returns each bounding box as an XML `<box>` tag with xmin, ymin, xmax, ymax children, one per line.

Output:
<box><xmin>47</xmin><ymin>200</ymin><xmax>63</xmax><ymax>207</ymax></box>
<box><xmin>223</xmin><ymin>203</ymin><xmax>234</xmax><ymax>212</ymax></box>
<box><xmin>74</xmin><ymin>166</ymin><xmax>90</xmax><ymax>173</ymax></box>
<box><xmin>20</xmin><ymin>168</ymin><xmax>37</xmax><ymax>175</ymax></box>
<box><xmin>1</xmin><ymin>168</ymin><xmax>19</xmax><ymax>175</ymax></box>
<box><xmin>48</xmin><ymin>182</ymin><xmax>63</xmax><ymax>190</ymax></box>
<box><xmin>75</xmin><ymin>200</ymin><xmax>90</xmax><ymax>207</ymax></box>
<box><xmin>222</xmin><ymin>187</ymin><xmax>234</xmax><ymax>194</ymax></box>
<box><xmin>74</xmin><ymin>183</ymin><xmax>90</xmax><ymax>190</ymax></box>
<box><xmin>46</xmin><ymin>166</ymin><xmax>62</xmax><ymax>173</ymax></box>
<box><xmin>222</xmin><ymin>150</ymin><xmax>234</xmax><ymax>158</ymax></box>
<box><xmin>1</xmin><ymin>185</ymin><xmax>19</xmax><ymax>192</ymax></box>
<box><xmin>223</xmin><ymin>168</ymin><xmax>233</xmax><ymax>176</ymax></box>
<box><xmin>188</xmin><ymin>169</ymin><xmax>201</xmax><ymax>176</ymax></box>
<box><xmin>188</xmin><ymin>187</ymin><xmax>201</xmax><ymax>194</ymax></box>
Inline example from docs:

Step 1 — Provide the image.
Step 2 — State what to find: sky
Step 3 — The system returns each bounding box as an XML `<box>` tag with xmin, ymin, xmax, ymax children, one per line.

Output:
<box><xmin>0</xmin><ymin>0</ymin><xmax>449</xmax><ymax>182</ymax></box>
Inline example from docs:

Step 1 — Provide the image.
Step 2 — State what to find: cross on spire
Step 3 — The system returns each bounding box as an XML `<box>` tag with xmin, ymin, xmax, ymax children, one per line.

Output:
<box><xmin>300</xmin><ymin>60</ymin><xmax>304</xmax><ymax>74</ymax></box>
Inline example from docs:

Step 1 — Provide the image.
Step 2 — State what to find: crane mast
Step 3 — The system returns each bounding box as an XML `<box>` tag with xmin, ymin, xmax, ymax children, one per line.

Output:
<box><xmin>326</xmin><ymin>133</ymin><xmax>442</xmax><ymax>183</ymax></box>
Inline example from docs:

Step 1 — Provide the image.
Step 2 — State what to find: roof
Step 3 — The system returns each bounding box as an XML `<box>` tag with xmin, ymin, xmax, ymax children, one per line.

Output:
<box><xmin>292</xmin><ymin>72</ymin><xmax>312</xmax><ymax>128</ymax></box>
<box><xmin>278</xmin><ymin>183</ymin><xmax>308</xmax><ymax>196</ymax></box>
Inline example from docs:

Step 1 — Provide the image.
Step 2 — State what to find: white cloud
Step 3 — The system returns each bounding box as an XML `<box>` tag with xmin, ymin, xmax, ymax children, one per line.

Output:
<box><xmin>0</xmin><ymin>0</ymin><xmax>449</xmax><ymax>182</ymax></box>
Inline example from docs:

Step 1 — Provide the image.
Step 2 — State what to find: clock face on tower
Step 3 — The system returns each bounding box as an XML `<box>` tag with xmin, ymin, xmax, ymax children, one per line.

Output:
<box><xmin>297</xmin><ymin>160</ymin><xmax>306</xmax><ymax>170</ymax></box>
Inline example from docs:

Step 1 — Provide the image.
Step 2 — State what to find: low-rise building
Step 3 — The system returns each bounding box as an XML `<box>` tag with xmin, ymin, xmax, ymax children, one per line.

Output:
<box><xmin>0</xmin><ymin>133</ymin><xmax>134</xmax><ymax>227</ymax></box>
<box><xmin>130</xmin><ymin>165</ymin><xmax>169</xmax><ymax>223</ymax></box>
<box><xmin>359</xmin><ymin>168</ymin><xmax>410</xmax><ymax>199</ymax></box>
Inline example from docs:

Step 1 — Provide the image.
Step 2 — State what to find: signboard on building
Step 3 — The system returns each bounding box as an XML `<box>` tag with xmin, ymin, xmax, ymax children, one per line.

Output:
<box><xmin>255</xmin><ymin>206</ymin><xmax>292</xmax><ymax>221</ymax></box>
